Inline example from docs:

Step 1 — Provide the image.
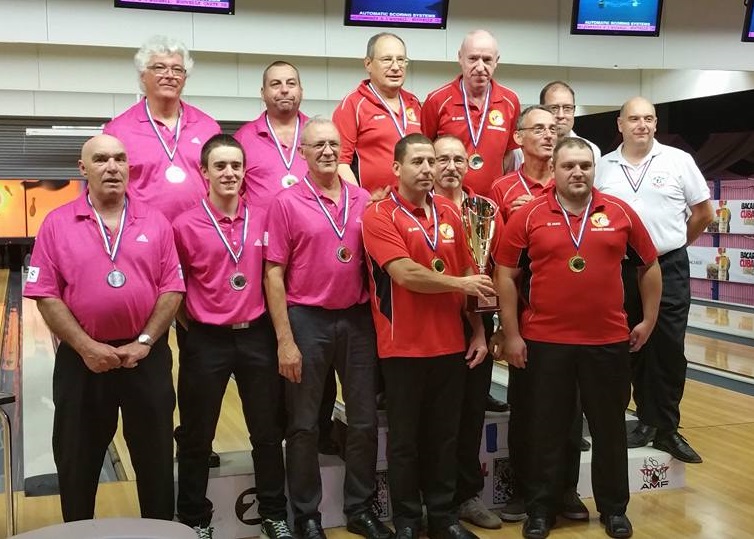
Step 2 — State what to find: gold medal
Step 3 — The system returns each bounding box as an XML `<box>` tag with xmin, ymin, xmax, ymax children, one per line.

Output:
<box><xmin>468</xmin><ymin>153</ymin><xmax>484</xmax><ymax>170</ymax></box>
<box><xmin>431</xmin><ymin>257</ymin><xmax>446</xmax><ymax>273</ymax></box>
<box><xmin>568</xmin><ymin>255</ymin><xmax>586</xmax><ymax>273</ymax></box>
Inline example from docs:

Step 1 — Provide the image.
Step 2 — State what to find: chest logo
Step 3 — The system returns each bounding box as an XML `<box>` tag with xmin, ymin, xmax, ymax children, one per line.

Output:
<box><xmin>406</xmin><ymin>108</ymin><xmax>417</xmax><ymax>122</ymax></box>
<box><xmin>439</xmin><ymin>223</ymin><xmax>455</xmax><ymax>239</ymax></box>
<box><xmin>488</xmin><ymin>109</ymin><xmax>504</xmax><ymax>126</ymax></box>
<box><xmin>590</xmin><ymin>212</ymin><xmax>610</xmax><ymax>228</ymax></box>
<box><xmin>651</xmin><ymin>174</ymin><xmax>667</xmax><ymax>188</ymax></box>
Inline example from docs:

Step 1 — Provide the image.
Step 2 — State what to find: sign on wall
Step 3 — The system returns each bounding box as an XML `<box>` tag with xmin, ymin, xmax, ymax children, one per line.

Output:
<box><xmin>705</xmin><ymin>200</ymin><xmax>754</xmax><ymax>234</ymax></box>
<box><xmin>688</xmin><ymin>246</ymin><xmax>754</xmax><ymax>284</ymax></box>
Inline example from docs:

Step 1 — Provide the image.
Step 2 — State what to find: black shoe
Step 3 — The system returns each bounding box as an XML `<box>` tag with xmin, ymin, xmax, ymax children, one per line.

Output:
<box><xmin>600</xmin><ymin>514</ymin><xmax>633</xmax><ymax>538</ymax></box>
<box><xmin>394</xmin><ymin>527</ymin><xmax>417</xmax><ymax>539</ymax></box>
<box><xmin>485</xmin><ymin>394</ymin><xmax>510</xmax><ymax>413</ymax></box>
<box><xmin>347</xmin><ymin>510</ymin><xmax>394</xmax><ymax>539</ymax></box>
<box><xmin>428</xmin><ymin>523</ymin><xmax>478</xmax><ymax>539</ymax></box>
<box><xmin>296</xmin><ymin>519</ymin><xmax>326</xmax><ymax>539</ymax></box>
<box><xmin>652</xmin><ymin>431</ymin><xmax>702</xmax><ymax>463</ymax></box>
<box><xmin>208</xmin><ymin>450</ymin><xmax>220</xmax><ymax>468</ymax></box>
<box><xmin>626</xmin><ymin>422</ymin><xmax>656</xmax><ymax>448</ymax></box>
<box><xmin>580</xmin><ymin>438</ymin><xmax>591</xmax><ymax>451</ymax></box>
<box><xmin>318</xmin><ymin>437</ymin><xmax>340</xmax><ymax>456</ymax></box>
<box><xmin>522</xmin><ymin>516</ymin><xmax>554</xmax><ymax>539</ymax></box>
<box><xmin>499</xmin><ymin>497</ymin><xmax>527</xmax><ymax>522</ymax></box>
<box><xmin>561</xmin><ymin>489</ymin><xmax>589</xmax><ymax>520</ymax></box>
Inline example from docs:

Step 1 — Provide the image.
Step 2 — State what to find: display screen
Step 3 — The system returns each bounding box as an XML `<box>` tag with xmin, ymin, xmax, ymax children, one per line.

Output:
<box><xmin>742</xmin><ymin>1</ymin><xmax>754</xmax><ymax>42</ymax></box>
<box><xmin>571</xmin><ymin>0</ymin><xmax>663</xmax><ymax>37</ymax></box>
<box><xmin>344</xmin><ymin>0</ymin><xmax>449</xmax><ymax>29</ymax></box>
<box><xmin>0</xmin><ymin>180</ymin><xmax>85</xmax><ymax>238</ymax></box>
<box><xmin>114</xmin><ymin>0</ymin><xmax>234</xmax><ymax>15</ymax></box>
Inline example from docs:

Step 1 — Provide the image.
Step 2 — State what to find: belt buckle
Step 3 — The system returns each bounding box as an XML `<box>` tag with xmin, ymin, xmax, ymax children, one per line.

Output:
<box><xmin>231</xmin><ymin>322</ymin><xmax>250</xmax><ymax>330</ymax></box>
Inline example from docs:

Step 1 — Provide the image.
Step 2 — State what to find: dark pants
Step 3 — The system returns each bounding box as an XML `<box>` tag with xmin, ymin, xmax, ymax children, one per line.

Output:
<box><xmin>623</xmin><ymin>247</ymin><xmax>691</xmax><ymax>432</ymax></box>
<box><xmin>285</xmin><ymin>303</ymin><xmax>379</xmax><ymax>526</ymax></box>
<box><xmin>455</xmin><ymin>313</ymin><xmax>494</xmax><ymax>503</ymax></box>
<box><xmin>382</xmin><ymin>353</ymin><xmax>466</xmax><ymax>532</ymax></box>
<box><xmin>522</xmin><ymin>341</ymin><xmax>631</xmax><ymax>519</ymax></box>
<box><xmin>175</xmin><ymin>316</ymin><xmax>286</xmax><ymax>527</ymax></box>
<box><xmin>52</xmin><ymin>337</ymin><xmax>175</xmax><ymax>522</ymax></box>
<box><xmin>318</xmin><ymin>367</ymin><xmax>337</xmax><ymax>444</ymax></box>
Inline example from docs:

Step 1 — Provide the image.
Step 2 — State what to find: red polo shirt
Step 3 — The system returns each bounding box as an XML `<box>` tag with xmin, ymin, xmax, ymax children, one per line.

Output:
<box><xmin>494</xmin><ymin>188</ymin><xmax>657</xmax><ymax>345</ymax></box>
<box><xmin>362</xmin><ymin>192</ymin><xmax>474</xmax><ymax>358</ymax></box>
<box><xmin>422</xmin><ymin>76</ymin><xmax>520</xmax><ymax>197</ymax></box>
<box><xmin>489</xmin><ymin>170</ymin><xmax>553</xmax><ymax>223</ymax></box>
<box><xmin>332</xmin><ymin>80</ymin><xmax>423</xmax><ymax>194</ymax></box>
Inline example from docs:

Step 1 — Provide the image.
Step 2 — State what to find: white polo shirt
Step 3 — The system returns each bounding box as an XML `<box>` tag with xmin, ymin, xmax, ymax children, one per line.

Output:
<box><xmin>596</xmin><ymin>140</ymin><xmax>710</xmax><ymax>255</ymax></box>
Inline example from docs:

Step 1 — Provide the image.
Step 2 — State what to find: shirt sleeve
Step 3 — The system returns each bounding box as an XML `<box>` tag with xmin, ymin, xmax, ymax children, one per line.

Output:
<box><xmin>679</xmin><ymin>151</ymin><xmax>711</xmax><ymax>207</ymax></box>
<box><xmin>623</xmin><ymin>202</ymin><xmax>659</xmax><ymax>266</ymax></box>
<box><xmin>362</xmin><ymin>204</ymin><xmax>411</xmax><ymax>269</ymax></box>
<box><xmin>420</xmin><ymin>92</ymin><xmax>440</xmax><ymax>140</ymax></box>
<box><xmin>264</xmin><ymin>197</ymin><xmax>293</xmax><ymax>265</ymax></box>
<box><xmin>23</xmin><ymin>215</ymin><xmax>64</xmax><ymax>300</ymax></box>
<box><xmin>332</xmin><ymin>96</ymin><xmax>358</xmax><ymax>166</ymax></box>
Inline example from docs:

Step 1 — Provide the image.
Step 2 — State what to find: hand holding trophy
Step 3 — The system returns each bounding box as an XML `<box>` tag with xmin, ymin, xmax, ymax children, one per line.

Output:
<box><xmin>461</xmin><ymin>196</ymin><xmax>500</xmax><ymax>312</ymax></box>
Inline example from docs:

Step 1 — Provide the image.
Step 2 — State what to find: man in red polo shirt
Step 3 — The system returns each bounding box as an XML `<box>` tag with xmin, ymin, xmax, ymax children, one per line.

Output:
<box><xmin>362</xmin><ymin>133</ymin><xmax>494</xmax><ymax>539</ymax></box>
<box><xmin>264</xmin><ymin>118</ymin><xmax>391</xmax><ymax>539</ymax></box>
<box><xmin>432</xmin><ymin>135</ymin><xmax>502</xmax><ymax>530</ymax></box>
<box><xmin>23</xmin><ymin>134</ymin><xmax>184</xmax><ymax>522</ymax></box>
<box><xmin>493</xmin><ymin>137</ymin><xmax>661</xmax><ymax>539</ymax></box>
<box><xmin>422</xmin><ymin>29</ymin><xmax>520</xmax><ymax>197</ymax></box>
<box><xmin>333</xmin><ymin>32</ymin><xmax>423</xmax><ymax>196</ymax></box>
<box><xmin>172</xmin><ymin>135</ymin><xmax>290</xmax><ymax>539</ymax></box>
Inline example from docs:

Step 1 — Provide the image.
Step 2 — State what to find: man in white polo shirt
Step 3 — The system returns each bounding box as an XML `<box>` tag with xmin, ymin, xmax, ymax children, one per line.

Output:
<box><xmin>596</xmin><ymin>96</ymin><xmax>714</xmax><ymax>464</ymax></box>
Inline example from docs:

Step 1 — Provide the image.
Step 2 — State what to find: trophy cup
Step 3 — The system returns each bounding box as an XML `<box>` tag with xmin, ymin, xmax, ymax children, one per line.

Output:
<box><xmin>461</xmin><ymin>196</ymin><xmax>500</xmax><ymax>313</ymax></box>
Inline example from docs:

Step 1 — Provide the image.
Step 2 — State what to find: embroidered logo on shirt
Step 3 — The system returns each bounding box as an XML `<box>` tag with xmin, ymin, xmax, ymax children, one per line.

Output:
<box><xmin>263</xmin><ymin>232</ymin><xmax>269</xmax><ymax>246</ymax></box>
<box><xmin>590</xmin><ymin>213</ymin><xmax>610</xmax><ymax>228</ymax></box>
<box><xmin>439</xmin><ymin>223</ymin><xmax>455</xmax><ymax>239</ymax></box>
<box><xmin>488</xmin><ymin>109</ymin><xmax>504</xmax><ymax>126</ymax></box>
<box><xmin>373</xmin><ymin>114</ymin><xmax>386</xmax><ymax>121</ymax></box>
<box><xmin>27</xmin><ymin>266</ymin><xmax>40</xmax><ymax>283</ymax></box>
<box><xmin>136</xmin><ymin>233</ymin><xmax>149</xmax><ymax>243</ymax></box>
<box><xmin>406</xmin><ymin>108</ymin><xmax>417</xmax><ymax>122</ymax></box>
<box><xmin>191</xmin><ymin>137</ymin><xmax>201</xmax><ymax>145</ymax></box>
<box><xmin>254</xmin><ymin>239</ymin><xmax>263</xmax><ymax>247</ymax></box>
<box><xmin>177</xmin><ymin>264</ymin><xmax>184</xmax><ymax>279</ymax></box>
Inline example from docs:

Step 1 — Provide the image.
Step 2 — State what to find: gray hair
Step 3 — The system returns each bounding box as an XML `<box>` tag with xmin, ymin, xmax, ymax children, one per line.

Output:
<box><xmin>365</xmin><ymin>32</ymin><xmax>405</xmax><ymax>59</ymax></box>
<box><xmin>134</xmin><ymin>35</ymin><xmax>194</xmax><ymax>89</ymax></box>
<box><xmin>516</xmin><ymin>105</ymin><xmax>554</xmax><ymax>131</ymax></box>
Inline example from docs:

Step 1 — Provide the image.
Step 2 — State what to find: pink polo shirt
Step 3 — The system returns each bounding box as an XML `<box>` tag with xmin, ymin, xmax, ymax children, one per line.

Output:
<box><xmin>173</xmin><ymin>198</ymin><xmax>267</xmax><ymax>325</ymax></box>
<box><xmin>23</xmin><ymin>193</ymin><xmax>185</xmax><ymax>342</ymax></box>
<box><xmin>234</xmin><ymin>111</ymin><xmax>310</xmax><ymax>210</ymax></box>
<box><xmin>103</xmin><ymin>99</ymin><xmax>221</xmax><ymax>221</ymax></box>
<box><xmin>265</xmin><ymin>178</ymin><xmax>370</xmax><ymax>309</ymax></box>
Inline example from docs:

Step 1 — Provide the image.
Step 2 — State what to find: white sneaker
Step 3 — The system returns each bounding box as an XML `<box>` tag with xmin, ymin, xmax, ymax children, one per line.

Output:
<box><xmin>459</xmin><ymin>496</ymin><xmax>503</xmax><ymax>529</ymax></box>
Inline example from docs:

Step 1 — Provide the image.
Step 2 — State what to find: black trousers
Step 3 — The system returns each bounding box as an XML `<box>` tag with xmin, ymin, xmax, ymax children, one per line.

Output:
<box><xmin>52</xmin><ymin>337</ymin><xmax>175</xmax><ymax>522</ymax></box>
<box><xmin>522</xmin><ymin>341</ymin><xmax>631</xmax><ymax>519</ymax></box>
<box><xmin>623</xmin><ymin>247</ymin><xmax>691</xmax><ymax>432</ymax></box>
<box><xmin>455</xmin><ymin>313</ymin><xmax>494</xmax><ymax>503</ymax></box>
<box><xmin>175</xmin><ymin>316</ymin><xmax>286</xmax><ymax>527</ymax></box>
<box><xmin>382</xmin><ymin>353</ymin><xmax>466</xmax><ymax>532</ymax></box>
<box><xmin>285</xmin><ymin>304</ymin><xmax>379</xmax><ymax>525</ymax></box>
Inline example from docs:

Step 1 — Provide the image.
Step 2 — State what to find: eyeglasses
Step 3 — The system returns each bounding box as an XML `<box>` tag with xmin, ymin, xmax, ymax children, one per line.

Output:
<box><xmin>546</xmin><ymin>104</ymin><xmax>575</xmax><ymax>115</ymax></box>
<box><xmin>375</xmin><ymin>56</ymin><xmax>409</xmax><ymax>68</ymax></box>
<box><xmin>146</xmin><ymin>64</ymin><xmax>187</xmax><ymax>77</ymax></box>
<box><xmin>301</xmin><ymin>140</ymin><xmax>340</xmax><ymax>152</ymax></box>
<box><xmin>518</xmin><ymin>125</ymin><xmax>558</xmax><ymax>136</ymax></box>
<box><xmin>436</xmin><ymin>156</ymin><xmax>468</xmax><ymax>168</ymax></box>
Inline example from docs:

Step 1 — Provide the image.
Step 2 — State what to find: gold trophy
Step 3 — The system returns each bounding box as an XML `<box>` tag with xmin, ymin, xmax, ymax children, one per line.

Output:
<box><xmin>461</xmin><ymin>196</ymin><xmax>500</xmax><ymax>313</ymax></box>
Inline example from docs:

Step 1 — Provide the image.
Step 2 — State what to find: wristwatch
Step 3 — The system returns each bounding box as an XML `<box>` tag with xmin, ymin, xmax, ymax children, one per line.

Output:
<box><xmin>137</xmin><ymin>333</ymin><xmax>154</xmax><ymax>347</ymax></box>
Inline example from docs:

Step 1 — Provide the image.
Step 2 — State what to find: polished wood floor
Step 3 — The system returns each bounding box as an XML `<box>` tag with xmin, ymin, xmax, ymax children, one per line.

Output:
<box><xmin>7</xmin><ymin>312</ymin><xmax>754</xmax><ymax>538</ymax></box>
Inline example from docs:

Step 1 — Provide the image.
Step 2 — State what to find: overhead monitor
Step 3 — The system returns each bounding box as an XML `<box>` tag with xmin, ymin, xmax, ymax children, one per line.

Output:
<box><xmin>114</xmin><ymin>0</ymin><xmax>234</xmax><ymax>15</ymax></box>
<box><xmin>742</xmin><ymin>1</ymin><xmax>754</xmax><ymax>42</ymax></box>
<box><xmin>570</xmin><ymin>0</ymin><xmax>664</xmax><ymax>37</ymax></box>
<box><xmin>344</xmin><ymin>0</ymin><xmax>450</xmax><ymax>30</ymax></box>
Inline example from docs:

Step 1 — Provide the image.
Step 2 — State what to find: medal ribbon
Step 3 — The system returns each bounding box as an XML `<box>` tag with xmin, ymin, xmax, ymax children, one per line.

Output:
<box><xmin>144</xmin><ymin>98</ymin><xmax>183</xmax><ymax>161</ymax></box>
<box><xmin>620</xmin><ymin>156</ymin><xmax>655</xmax><ymax>193</ymax></box>
<box><xmin>88</xmin><ymin>195</ymin><xmax>127</xmax><ymax>264</ymax></box>
<box><xmin>390</xmin><ymin>192</ymin><xmax>439</xmax><ymax>252</ymax></box>
<box><xmin>265</xmin><ymin>113</ymin><xmax>300</xmax><ymax>173</ymax></box>
<box><xmin>460</xmin><ymin>80</ymin><xmax>491</xmax><ymax>149</ymax></box>
<box><xmin>201</xmin><ymin>200</ymin><xmax>249</xmax><ymax>265</ymax></box>
<box><xmin>302</xmin><ymin>177</ymin><xmax>350</xmax><ymax>240</ymax></box>
<box><xmin>555</xmin><ymin>193</ymin><xmax>592</xmax><ymax>253</ymax></box>
<box><xmin>367</xmin><ymin>83</ymin><xmax>407</xmax><ymax>137</ymax></box>
<box><xmin>517</xmin><ymin>171</ymin><xmax>533</xmax><ymax>197</ymax></box>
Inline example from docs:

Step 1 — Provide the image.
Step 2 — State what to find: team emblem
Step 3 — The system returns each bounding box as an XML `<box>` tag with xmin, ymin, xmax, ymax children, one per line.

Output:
<box><xmin>439</xmin><ymin>223</ymin><xmax>455</xmax><ymax>240</ymax></box>
<box><xmin>651</xmin><ymin>174</ymin><xmax>667</xmax><ymax>188</ymax></box>
<box><xmin>488</xmin><ymin>109</ymin><xmax>504</xmax><ymax>126</ymax></box>
<box><xmin>406</xmin><ymin>108</ymin><xmax>417</xmax><ymax>122</ymax></box>
<box><xmin>590</xmin><ymin>212</ymin><xmax>610</xmax><ymax>228</ymax></box>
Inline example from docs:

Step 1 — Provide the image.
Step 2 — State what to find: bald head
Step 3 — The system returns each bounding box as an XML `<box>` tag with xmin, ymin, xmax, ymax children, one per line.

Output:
<box><xmin>618</xmin><ymin>96</ymin><xmax>657</xmax><ymax>150</ymax></box>
<box><xmin>460</xmin><ymin>30</ymin><xmax>498</xmax><ymax>57</ymax></box>
<box><xmin>458</xmin><ymin>30</ymin><xmax>499</xmax><ymax>95</ymax></box>
<box><xmin>80</xmin><ymin>134</ymin><xmax>126</xmax><ymax>161</ymax></box>
<box><xmin>619</xmin><ymin>96</ymin><xmax>655</xmax><ymax>118</ymax></box>
<box><xmin>79</xmin><ymin>135</ymin><xmax>129</xmax><ymax>201</ymax></box>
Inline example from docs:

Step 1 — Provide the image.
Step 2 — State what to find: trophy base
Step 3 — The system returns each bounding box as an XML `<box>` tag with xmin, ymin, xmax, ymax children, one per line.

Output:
<box><xmin>467</xmin><ymin>294</ymin><xmax>500</xmax><ymax>313</ymax></box>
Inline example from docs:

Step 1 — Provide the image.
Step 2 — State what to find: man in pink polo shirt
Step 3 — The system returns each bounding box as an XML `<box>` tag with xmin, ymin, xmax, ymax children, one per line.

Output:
<box><xmin>234</xmin><ymin>61</ymin><xmax>309</xmax><ymax>210</ymax></box>
<box><xmin>264</xmin><ymin>118</ymin><xmax>390</xmax><ymax>539</ymax></box>
<box><xmin>103</xmin><ymin>35</ymin><xmax>222</xmax><ymax>222</ymax></box>
<box><xmin>23</xmin><ymin>134</ymin><xmax>184</xmax><ymax>522</ymax></box>
<box><xmin>172</xmin><ymin>135</ymin><xmax>290</xmax><ymax>539</ymax></box>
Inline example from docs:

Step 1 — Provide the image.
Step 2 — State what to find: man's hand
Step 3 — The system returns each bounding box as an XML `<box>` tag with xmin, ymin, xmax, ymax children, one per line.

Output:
<box><xmin>465</xmin><ymin>331</ymin><xmax>488</xmax><ymax>369</ymax></box>
<box><xmin>369</xmin><ymin>185</ymin><xmax>392</xmax><ymax>203</ymax></box>
<box><xmin>278</xmin><ymin>339</ymin><xmax>303</xmax><ymax>383</ymax></box>
<box><xmin>115</xmin><ymin>341</ymin><xmax>151</xmax><ymax>369</ymax></box>
<box><xmin>510</xmin><ymin>194</ymin><xmax>534</xmax><ymax>213</ymax></box>
<box><xmin>629</xmin><ymin>320</ymin><xmax>654</xmax><ymax>352</ymax></box>
<box><xmin>489</xmin><ymin>329</ymin><xmax>505</xmax><ymax>360</ymax></box>
<box><xmin>459</xmin><ymin>274</ymin><xmax>496</xmax><ymax>299</ymax></box>
<box><xmin>79</xmin><ymin>341</ymin><xmax>122</xmax><ymax>373</ymax></box>
<box><xmin>502</xmin><ymin>334</ymin><xmax>527</xmax><ymax>369</ymax></box>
